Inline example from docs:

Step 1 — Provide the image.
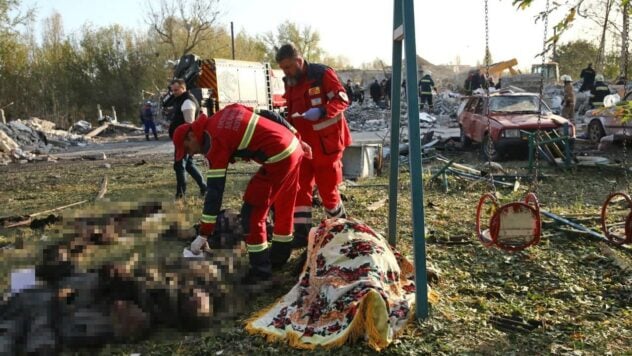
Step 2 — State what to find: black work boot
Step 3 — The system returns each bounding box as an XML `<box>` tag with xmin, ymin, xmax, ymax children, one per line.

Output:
<box><xmin>292</xmin><ymin>223</ymin><xmax>310</xmax><ymax>249</ymax></box>
<box><xmin>154</xmin><ymin>132</ymin><xmax>159</xmax><ymax>140</ymax></box>
<box><xmin>145</xmin><ymin>134</ymin><xmax>150</xmax><ymax>141</ymax></box>
<box><xmin>242</xmin><ymin>248</ymin><xmax>272</xmax><ymax>285</ymax></box>
<box><xmin>270</xmin><ymin>236</ymin><xmax>293</xmax><ymax>270</ymax></box>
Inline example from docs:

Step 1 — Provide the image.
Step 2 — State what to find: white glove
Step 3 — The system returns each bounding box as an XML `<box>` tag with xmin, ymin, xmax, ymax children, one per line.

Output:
<box><xmin>190</xmin><ymin>235</ymin><xmax>209</xmax><ymax>255</ymax></box>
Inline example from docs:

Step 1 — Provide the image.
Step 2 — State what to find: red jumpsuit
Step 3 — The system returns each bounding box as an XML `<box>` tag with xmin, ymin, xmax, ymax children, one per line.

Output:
<box><xmin>194</xmin><ymin>104</ymin><xmax>303</xmax><ymax>253</ymax></box>
<box><xmin>284</xmin><ymin>62</ymin><xmax>352</xmax><ymax>242</ymax></box>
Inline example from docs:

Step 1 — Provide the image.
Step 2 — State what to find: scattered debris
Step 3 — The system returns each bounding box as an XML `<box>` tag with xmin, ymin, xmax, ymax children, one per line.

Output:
<box><xmin>71</xmin><ymin>120</ymin><xmax>93</xmax><ymax>134</ymax></box>
<box><xmin>366</xmin><ymin>198</ymin><xmax>387</xmax><ymax>211</ymax></box>
<box><xmin>489</xmin><ymin>314</ymin><xmax>542</xmax><ymax>334</ymax></box>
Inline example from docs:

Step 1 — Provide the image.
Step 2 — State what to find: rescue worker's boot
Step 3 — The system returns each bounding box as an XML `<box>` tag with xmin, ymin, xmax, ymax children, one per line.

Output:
<box><xmin>145</xmin><ymin>134</ymin><xmax>150</xmax><ymax>141</ymax></box>
<box><xmin>154</xmin><ymin>132</ymin><xmax>159</xmax><ymax>140</ymax></box>
<box><xmin>292</xmin><ymin>207</ymin><xmax>312</xmax><ymax>249</ymax></box>
<box><xmin>270</xmin><ymin>234</ymin><xmax>293</xmax><ymax>270</ymax></box>
<box><xmin>242</xmin><ymin>248</ymin><xmax>272</xmax><ymax>285</ymax></box>
<box><xmin>326</xmin><ymin>202</ymin><xmax>347</xmax><ymax>219</ymax></box>
<box><xmin>292</xmin><ymin>223</ymin><xmax>311</xmax><ymax>249</ymax></box>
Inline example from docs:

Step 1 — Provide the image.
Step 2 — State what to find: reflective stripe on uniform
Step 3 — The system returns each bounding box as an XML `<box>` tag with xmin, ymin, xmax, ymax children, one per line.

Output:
<box><xmin>247</xmin><ymin>242</ymin><xmax>269</xmax><ymax>253</ymax></box>
<box><xmin>207</xmin><ymin>168</ymin><xmax>226</xmax><ymax>179</ymax></box>
<box><xmin>596</xmin><ymin>86</ymin><xmax>609</xmax><ymax>91</ymax></box>
<box><xmin>200</xmin><ymin>214</ymin><xmax>216</xmax><ymax>224</ymax></box>
<box><xmin>238</xmin><ymin>112</ymin><xmax>260</xmax><ymax>150</ymax></box>
<box><xmin>294</xmin><ymin>206</ymin><xmax>312</xmax><ymax>213</ymax></box>
<box><xmin>272</xmin><ymin>234</ymin><xmax>294</xmax><ymax>243</ymax></box>
<box><xmin>294</xmin><ymin>217</ymin><xmax>312</xmax><ymax>224</ymax></box>
<box><xmin>421</xmin><ymin>92</ymin><xmax>432</xmax><ymax>95</ymax></box>
<box><xmin>266</xmin><ymin>137</ymin><xmax>299</xmax><ymax>164</ymax></box>
<box><xmin>313</xmin><ymin>115</ymin><xmax>342</xmax><ymax>131</ymax></box>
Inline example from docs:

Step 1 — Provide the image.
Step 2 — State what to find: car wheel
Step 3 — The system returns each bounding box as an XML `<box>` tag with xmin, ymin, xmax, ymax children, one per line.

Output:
<box><xmin>481</xmin><ymin>134</ymin><xmax>502</xmax><ymax>161</ymax></box>
<box><xmin>460</xmin><ymin>126</ymin><xmax>472</xmax><ymax>148</ymax></box>
<box><xmin>588</xmin><ymin>120</ymin><xmax>605</xmax><ymax>144</ymax></box>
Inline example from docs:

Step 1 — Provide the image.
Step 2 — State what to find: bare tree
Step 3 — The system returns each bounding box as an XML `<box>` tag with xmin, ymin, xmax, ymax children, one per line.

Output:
<box><xmin>145</xmin><ymin>0</ymin><xmax>221</xmax><ymax>59</ymax></box>
<box><xmin>622</xmin><ymin>0</ymin><xmax>630</xmax><ymax>77</ymax></box>
<box><xmin>577</xmin><ymin>0</ymin><xmax>616</xmax><ymax>72</ymax></box>
<box><xmin>261</xmin><ymin>21</ymin><xmax>324</xmax><ymax>62</ymax></box>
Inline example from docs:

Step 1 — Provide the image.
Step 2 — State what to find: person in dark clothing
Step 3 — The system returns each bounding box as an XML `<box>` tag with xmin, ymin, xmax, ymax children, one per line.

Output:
<box><xmin>344</xmin><ymin>79</ymin><xmax>354</xmax><ymax>104</ymax></box>
<box><xmin>418</xmin><ymin>71</ymin><xmax>436</xmax><ymax>111</ymax></box>
<box><xmin>384</xmin><ymin>77</ymin><xmax>392</xmax><ymax>108</ymax></box>
<box><xmin>370</xmin><ymin>79</ymin><xmax>382</xmax><ymax>105</ymax></box>
<box><xmin>464</xmin><ymin>71</ymin><xmax>474</xmax><ymax>95</ymax></box>
<box><xmin>168</xmin><ymin>79</ymin><xmax>207</xmax><ymax>200</ymax></box>
<box><xmin>471</xmin><ymin>70</ymin><xmax>483</xmax><ymax>92</ymax></box>
<box><xmin>495</xmin><ymin>78</ymin><xmax>502</xmax><ymax>90</ymax></box>
<box><xmin>590</xmin><ymin>74</ymin><xmax>610</xmax><ymax>108</ymax></box>
<box><xmin>140</xmin><ymin>102</ymin><xmax>158</xmax><ymax>141</ymax></box>
<box><xmin>579</xmin><ymin>63</ymin><xmax>596</xmax><ymax>92</ymax></box>
<box><xmin>488</xmin><ymin>77</ymin><xmax>495</xmax><ymax>89</ymax></box>
<box><xmin>401</xmin><ymin>79</ymin><xmax>407</xmax><ymax>98</ymax></box>
<box><xmin>353</xmin><ymin>83</ymin><xmax>365</xmax><ymax>105</ymax></box>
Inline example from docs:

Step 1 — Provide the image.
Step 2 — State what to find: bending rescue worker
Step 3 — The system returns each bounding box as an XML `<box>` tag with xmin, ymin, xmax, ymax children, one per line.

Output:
<box><xmin>172</xmin><ymin>104</ymin><xmax>312</xmax><ymax>283</ymax></box>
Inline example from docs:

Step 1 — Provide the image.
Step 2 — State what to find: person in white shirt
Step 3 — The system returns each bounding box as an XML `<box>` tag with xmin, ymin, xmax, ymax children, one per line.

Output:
<box><xmin>167</xmin><ymin>79</ymin><xmax>207</xmax><ymax>199</ymax></box>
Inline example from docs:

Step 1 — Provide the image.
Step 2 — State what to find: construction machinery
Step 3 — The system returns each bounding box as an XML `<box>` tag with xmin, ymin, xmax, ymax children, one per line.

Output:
<box><xmin>501</xmin><ymin>62</ymin><xmax>560</xmax><ymax>93</ymax></box>
<box><xmin>161</xmin><ymin>54</ymin><xmax>287</xmax><ymax>115</ymax></box>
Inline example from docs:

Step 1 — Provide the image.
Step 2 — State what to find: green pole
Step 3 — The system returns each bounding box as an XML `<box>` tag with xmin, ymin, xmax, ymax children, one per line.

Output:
<box><xmin>401</xmin><ymin>0</ymin><xmax>429</xmax><ymax>319</ymax></box>
<box><xmin>388</xmin><ymin>0</ymin><xmax>403</xmax><ymax>247</ymax></box>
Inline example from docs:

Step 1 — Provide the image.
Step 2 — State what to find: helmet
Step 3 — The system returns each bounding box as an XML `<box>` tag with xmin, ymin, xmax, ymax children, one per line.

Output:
<box><xmin>426</xmin><ymin>71</ymin><xmax>432</xmax><ymax>76</ymax></box>
<box><xmin>561</xmin><ymin>75</ymin><xmax>572</xmax><ymax>82</ymax></box>
<box><xmin>595</xmin><ymin>74</ymin><xmax>605</xmax><ymax>82</ymax></box>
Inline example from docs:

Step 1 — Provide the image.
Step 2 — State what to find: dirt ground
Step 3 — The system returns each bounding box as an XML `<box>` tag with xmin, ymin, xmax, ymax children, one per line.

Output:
<box><xmin>1</xmin><ymin>136</ymin><xmax>631</xmax><ymax>355</ymax></box>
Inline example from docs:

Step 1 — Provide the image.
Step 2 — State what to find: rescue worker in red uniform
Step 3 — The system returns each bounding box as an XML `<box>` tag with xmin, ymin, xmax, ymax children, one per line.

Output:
<box><xmin>275</xmin><ymin>44</ymin><xmax>352</xmax><ymax>248</ymax></box>
<box><xmin>172</xmin><ymin>104</ymin><xmax>309</xmax><ymax>282</ymax></box>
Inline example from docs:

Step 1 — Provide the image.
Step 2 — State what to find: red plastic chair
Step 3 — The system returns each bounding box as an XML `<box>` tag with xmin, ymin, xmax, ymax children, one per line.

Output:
<box><xmin>601</xmin><ymin>192</ymin><xmax>632</xmax><ymax>245</ymax></box>
<box><xmin>476</xmin><ymin>193</ymin><xmax>542</xmax><ymax>252</ymax></box>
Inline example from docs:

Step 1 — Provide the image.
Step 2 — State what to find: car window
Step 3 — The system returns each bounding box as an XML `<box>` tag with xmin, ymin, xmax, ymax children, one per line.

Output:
<box><xmin>489</xmin><ymin>96</ymin><xmax>551</xmax><ymax>113</ymax></box>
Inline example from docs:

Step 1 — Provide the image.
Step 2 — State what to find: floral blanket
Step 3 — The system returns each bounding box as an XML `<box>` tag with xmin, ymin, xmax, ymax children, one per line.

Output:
<box><xmin>246</xmin><ymin>218</ymin><xmax>437</xmax><ymax>351</ymax></box>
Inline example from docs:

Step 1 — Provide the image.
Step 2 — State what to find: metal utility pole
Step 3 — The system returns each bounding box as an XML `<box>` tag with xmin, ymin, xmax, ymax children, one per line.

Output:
<box><xmin>231</xmin><ymin>21</ymin><xmax>236</xmax><ymax>60</ymax></box>
<box><xmin>389</xmin><ymin>0</ymin><xmax>429</xmax><ymax>320</ymax></box>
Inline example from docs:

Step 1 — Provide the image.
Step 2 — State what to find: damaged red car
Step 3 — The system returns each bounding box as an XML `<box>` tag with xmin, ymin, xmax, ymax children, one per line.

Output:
<box><xmin>458</xmin><ymin>92</ymin><xmax>575</xmax><ymax>160</ymax></box>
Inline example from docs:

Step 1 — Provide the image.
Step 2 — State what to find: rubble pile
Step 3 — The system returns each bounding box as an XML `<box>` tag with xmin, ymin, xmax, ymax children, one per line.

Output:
<box><xmin>0</xmin><ymin>118</ymin><xmax>87</xmax><ymax>165</ymax></box>
<box><xmin>433</xmin><ymin>91</ymin><xmax>463</xmax><ymax>117</ymax></box>
<box><xmin>345</xmin><ymin>103</ymin><xmax>390</xmax><ymax>132</ymax></box>
<box><xmin>0</xmin><ymin>203</ymin><xmax>253</xmax><ymax>354</ymax></box>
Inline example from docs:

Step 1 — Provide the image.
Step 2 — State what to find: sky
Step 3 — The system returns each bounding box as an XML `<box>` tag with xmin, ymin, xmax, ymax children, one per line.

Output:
<box><xmin>19</xmin><ymin>0</ymin><xmax>599</xmax><ymax>70</ymax></box>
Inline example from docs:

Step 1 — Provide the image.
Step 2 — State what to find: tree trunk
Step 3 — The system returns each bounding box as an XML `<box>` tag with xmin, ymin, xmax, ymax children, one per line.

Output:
<box><xmin>596</xmin><ymin>0</ymin><xmax>615</xmax><ymax>73</ymax></box>
<box><xmin>622</xmin><ymin>0</ymin><xmax>630</xmax><ymax>79</ymax></box>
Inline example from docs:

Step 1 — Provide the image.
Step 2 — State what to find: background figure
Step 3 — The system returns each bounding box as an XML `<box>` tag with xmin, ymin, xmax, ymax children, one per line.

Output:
<box><xmin>384</xmin><ymin>76</ymin><xmax>392</xmax><ymax>108</ymax></box>
<box><xmin>561</xmin><ymin>75</ymin><xmax>575</xmax><ymax>123</ymax></box>
<box><xmin>418</xmin><ymin>71</ymin><xmax>436</xmax><ymax>112</ymax></box>
<box><xmin>370</xmin><ymin>79</ymin><xmax>382</xmax><ymax>105</ymax></box>
<box><xmin>140</xmin><ymin>101</ymin><xmax>158</xmax><ymax>141</ymax></box>
<box><xmin>344</xmin><ymin>80</ymin><xmax>354</xmax><ymax>104</ymax></box>
<box><xmin>353</xmin><ymin>83</ymin><xmax>365</xmax><ymax>105</ymax></box>
<box><xmin>579</xmin><ymin>63</ymin><xmax>596</xmax><ymax>92</ymax></box>
<box><xmin>168</xmin><ymin>79</ymin><xmax>207</xmax><ymax>199</ymax></box>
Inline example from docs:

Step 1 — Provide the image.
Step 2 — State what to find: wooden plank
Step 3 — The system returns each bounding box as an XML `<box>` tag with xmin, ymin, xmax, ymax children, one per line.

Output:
<box><xmin>84</xmin><ymin>123</ymin><xmax>110</xmax><ymax>138</ymax></box>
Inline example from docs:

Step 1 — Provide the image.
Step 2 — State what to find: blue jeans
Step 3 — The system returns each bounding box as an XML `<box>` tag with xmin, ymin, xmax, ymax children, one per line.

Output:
<box><xmin>143</xmin><ymin>120</ymin><xmax>157</xmax><ymax>136</ymax></box>
<box><xmin>174</xmin><ymin>154</ymin><xmax>206</xmax><ymax>197</ymax></box>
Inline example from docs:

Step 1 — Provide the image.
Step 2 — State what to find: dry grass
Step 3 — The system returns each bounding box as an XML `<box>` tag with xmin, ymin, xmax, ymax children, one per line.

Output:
<box><xmin>1</xmin><ymin>148</ymin><xmax>631</xmax><ymax>355</ymax></box>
